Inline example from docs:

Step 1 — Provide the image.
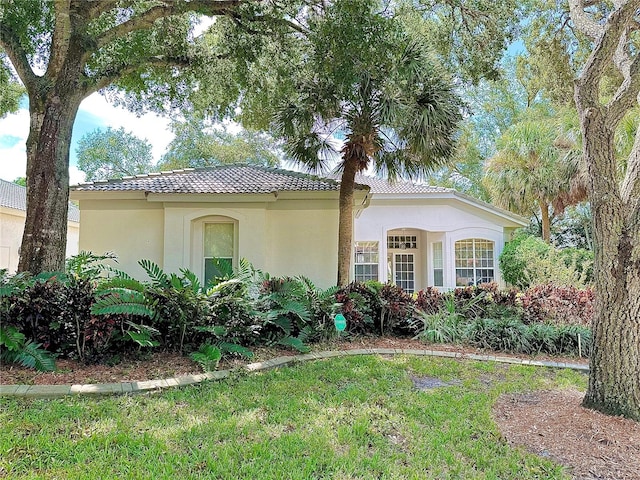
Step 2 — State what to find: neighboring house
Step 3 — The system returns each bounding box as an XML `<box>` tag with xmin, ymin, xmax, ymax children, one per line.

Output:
<box><xmin>70</xmin><ymin>164</ymin><xmax>527</xmax><ymax>289</ymax></box>
<box><xmin>0</xmin><ymin>179</ymin><xmax>80</xmax><ymax>273</ymax></box>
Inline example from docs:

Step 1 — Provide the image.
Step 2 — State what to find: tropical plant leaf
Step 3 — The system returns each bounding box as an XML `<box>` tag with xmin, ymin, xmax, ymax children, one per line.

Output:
<box><xmin>97</xmin><ymin>277</ymin><xmax>146</xmax><ymax>292</ymax></box>
<box><xmin>218</xmin><ymin>341</ymin><xmax>254</xmax><ymax>358</ymax></box>
<box><xmin>270</xmin><ymin>315</ymin><xmax>293</xmax><ymax>335</ymax></box>
<box><xmin>277</xmin><ymin>336</ymin><xmax>310</xmax><ymax>353</ymax></box>
<box><xmin>0</xmin><ymin>325</ymin><xmax>25</xmax><ymax>352</ymax></box>
<box><xmin>190</xmin><ymin>343</ymin><xmax>222</xmax><ymax>372</ymax></box>
<box><xmin>193</xmin><ymin>325</ymin><xmax>228</xmax><ymax>336</ymax></box>
<box><xmin>125</xmin><ymin>330</ymin><xmax>159</xmax><ymax>347</ymax></box>
<box><xmin>180</xmin><ymin>268</ymin><xmax>202</xmax><ymax>293</ymax></box>
<box><xmin>91</xmin><ymin>289</ymin><xmax>154</xmax><ymax>317</ymax></box>
<box><xmin>139</xmin><ymin>259</ymin><xmax>169</xmax><ymax>288</ymax></box>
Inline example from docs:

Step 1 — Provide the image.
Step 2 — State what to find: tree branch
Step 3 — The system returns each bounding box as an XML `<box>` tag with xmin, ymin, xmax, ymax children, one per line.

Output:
<box><xmin>46</xmin><ymin>0</ymin><xmax>73</xmax><ymax>79</ymax></box>
<box><xmin>0</xmin><ymin>20</ymin><xmax>39</xmax><ymax>90</ymax></box>
<box><xmin>95</xmin><ymin>0</ymin><xmax>242</xmax><ymax>49</ymax></box>
<box><xmin>607</xmin><ymin>54</ymin><xmax>640</xmax><ymax>125</ymax></box>
<box><xmin>573</xmin><ymin>0</ymin><xmax>640</xmax><ymax>108</ymax></box>
<box><xmin>567</xmin><ymin>0</ymin><xmax>602</xmax><ymax>39</ymax></box>
<box><xmin>621</xmin><ymin>122</ymin><xmax>640</xmax><ymax>204</ymax></box>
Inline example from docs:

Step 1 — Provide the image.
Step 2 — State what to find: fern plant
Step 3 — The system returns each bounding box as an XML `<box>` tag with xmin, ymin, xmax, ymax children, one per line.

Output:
<box><xmin>91</xmin><ymin>276</ymin><xmax>155</xmax><ymax>318</ymax></box>
<box><xmin>190</xmin><ymin>344</ymin><xmax>222</xmax><ymax>372</ymax></box>
<box><xmin>0</xmin><ymin>326</ymin><xmax>56</xmax><ymax>372</ymax></box>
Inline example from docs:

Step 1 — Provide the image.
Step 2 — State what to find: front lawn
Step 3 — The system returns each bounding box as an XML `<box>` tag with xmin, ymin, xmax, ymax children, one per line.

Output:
<box><xmin>0</xmin><ymin>355</ymin><xmax>586</xmax><ymax>479</ymax></box>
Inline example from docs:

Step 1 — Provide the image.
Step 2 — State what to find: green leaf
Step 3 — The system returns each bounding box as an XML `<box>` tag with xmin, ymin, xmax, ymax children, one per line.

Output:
<box><xmin>277</xmin><ymin>336</ymin><xmax>310</xmax><ymax>353</ymax></box>
<box><xmin>218</xmin><ymin>342</ymin><xmax>254</xmax><ymax>358</ymax></box>
<box><xmin>0</xmin><ymin>326</ymin><xmax>25</xmax><ymax>352</ymax></box>
<box><xmin>139</xmin><ymin>259</ymin><xmax>169</xmax><ymax>288</ymax></box>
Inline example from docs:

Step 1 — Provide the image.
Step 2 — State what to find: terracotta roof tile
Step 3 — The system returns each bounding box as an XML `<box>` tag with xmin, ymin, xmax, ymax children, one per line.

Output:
<box><xmin>0</xmin><ymin>179</ymin><xmax>80</xmax><ymax>222</ymax></box>
<box><xmin>71</xmin><ymin>164</ymin><xmax>366</xmax><ymax>194</ymax></box>
<box><xmin>352</xmin><ymin>174</ymin><xmax>452</xmax><ymax>194</ymax></box>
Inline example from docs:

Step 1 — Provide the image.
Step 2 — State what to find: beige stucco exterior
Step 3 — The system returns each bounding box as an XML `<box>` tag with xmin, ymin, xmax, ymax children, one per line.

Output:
<box><xmin>0</xmin><ymin>206</ymin><xmax>79</xmax><ymax>273</ymax></box>
<box><xmin>73</xmin><ymin>191</ymin><xmax>353</xmax><ymax>288</ymax></box>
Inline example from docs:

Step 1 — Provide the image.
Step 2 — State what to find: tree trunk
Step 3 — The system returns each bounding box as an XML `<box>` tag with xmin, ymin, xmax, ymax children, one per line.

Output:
<box><xmin>579</xmin><ymin>109</ymin><xmax>640</xmax><ymax>420</ymax></box>
<box><xmin>539</xmin><ymin>199</ymin><xmax>551</xmax><ymax>243</ymax></box>
<box><xmin>337</xmin><ymin>157</ymin><xmax>359</xmax><ymax>286</ymax></box>
<box><xmin>18</xmin><ymin>91</ymin><xmax>82</xmax><ymax>273</ymax></box>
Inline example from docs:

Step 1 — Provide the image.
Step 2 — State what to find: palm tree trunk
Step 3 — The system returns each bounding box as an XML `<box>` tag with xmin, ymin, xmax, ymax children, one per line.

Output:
<box><xmin>539</xmin><ymin>199</ymin><xmax>551</xmax><ymax>243</ymax></box>
<box><xmin>337</xmin><ymin>157</ymin><xmax>359</xmax><ymax>286</ymax></box>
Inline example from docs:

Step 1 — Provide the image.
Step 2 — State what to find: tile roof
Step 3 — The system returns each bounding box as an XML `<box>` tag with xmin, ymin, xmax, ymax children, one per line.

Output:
<box><xmin>71</xmin><ymin>164</ymin><xmax>367</xmax><ymax>194</ymax></box>
<box><xmin>0</xmin><ymin>179</ymin><xmax>80</xmax><ymax>222</ymax></box>
<box><xmin>353</xmin><ymin>174</ymin><xmax>452</xmax><ymax>194</ymax></box>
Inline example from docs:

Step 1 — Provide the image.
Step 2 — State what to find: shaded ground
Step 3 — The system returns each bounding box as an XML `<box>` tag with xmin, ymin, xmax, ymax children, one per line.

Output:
<box><xmin>493</xmin><ymin>389</ymin><xmax>640</xmax><ymax>480</ymax></box>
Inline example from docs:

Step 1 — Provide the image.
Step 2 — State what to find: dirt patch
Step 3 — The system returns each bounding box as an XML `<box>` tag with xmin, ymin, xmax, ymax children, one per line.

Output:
<box><xmin>493</xmin><ymin>389</ymin><xmax>640</xmax><ymax>480</ymax></box>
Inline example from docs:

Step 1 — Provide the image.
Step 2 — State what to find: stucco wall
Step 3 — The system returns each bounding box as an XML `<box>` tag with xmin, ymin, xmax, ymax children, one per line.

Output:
<box><xmin>77</xmin><ymin>198</ymin><xmax>340</xmax><ymax>288</ymax></box>
<box><xmin>0</xmin><ymin>207</ymin><xmax>79</xmax><ymax>273</ymax></box>
<box><xmin>0</xmin><ymin>208</ymin><xmax>25</xmax><ymax>273</ymax></box>
<box><xmin>78</xmin><ymin>200</ymin><xmax>164</xmax><ymax>280</ymax></box>
<box><xmin>266</xmin><ymin>200</ymin><xmax>339</xmax><ymax>287</ymax></box>
<box><xmin>355</xmin><ymin>201</ymin><xmax>514</xmax><ymax>289</ymax></box>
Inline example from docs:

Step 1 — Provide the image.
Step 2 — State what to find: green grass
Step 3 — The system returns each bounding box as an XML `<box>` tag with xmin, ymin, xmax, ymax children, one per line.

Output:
<box><xmin>0</xmin><ymin>356</ymin><xmax>587</xmax><ymax>479</ymax></box>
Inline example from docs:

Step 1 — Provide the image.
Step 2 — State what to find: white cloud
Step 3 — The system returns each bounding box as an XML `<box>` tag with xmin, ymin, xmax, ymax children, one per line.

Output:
<box><xmin>0</xmin><ymin>142</ymin><xmax>27</xmax><ymax>181</ymax></box>
<box><xmin>69</xmin><ymin>166</ymin><xmax>86</xmax><ymax>185</ymax></box>
<box><xmin>0</xmin><ymin>92</ymin><xmax>175</xmax><ymax>181</ymax></box>
<box><xmin>77</xmin><ymin>94</ymin><xmax>175</xmax><ymax>163</ymax></box>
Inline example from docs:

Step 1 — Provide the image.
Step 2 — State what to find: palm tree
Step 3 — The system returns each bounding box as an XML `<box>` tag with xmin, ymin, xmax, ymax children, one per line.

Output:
<box><xmin>275</xmin><ymin>29</ymin><xmax>462</xmax><ymax>285</ymax></box>
<box><xmin>484</xmin><ymin>116</ymin><xmax>585</xmax><ymax>242</ymax></box>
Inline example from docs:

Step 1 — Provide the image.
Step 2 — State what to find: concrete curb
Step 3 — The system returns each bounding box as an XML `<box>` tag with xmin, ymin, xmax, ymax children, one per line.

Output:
<box><xmin>0</xmin><ymin>348</ymin><xmax>589</xmax><ymax>399</ymax></box>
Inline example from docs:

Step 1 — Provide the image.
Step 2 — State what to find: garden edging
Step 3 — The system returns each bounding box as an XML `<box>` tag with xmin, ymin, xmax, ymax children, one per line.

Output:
<box><xmin>0</xmin><ymin>348</ymin><xmax>589</xmax><ymax>399</ymax></box>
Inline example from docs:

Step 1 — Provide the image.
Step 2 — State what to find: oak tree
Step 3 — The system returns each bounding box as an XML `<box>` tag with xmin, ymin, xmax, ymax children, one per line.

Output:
<box><xmin>568</xmin><ymin>0</ymin><xmax>640</xmax><ymax>420</ymax></box>
<box><xmin>0</xmin><ymin>0</ymin><xmax>271</xmax><ymax>273</ymax></box>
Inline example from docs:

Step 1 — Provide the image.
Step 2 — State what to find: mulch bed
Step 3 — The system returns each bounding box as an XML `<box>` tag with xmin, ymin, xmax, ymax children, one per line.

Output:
<box><xmin>0</xmin><ymin>336</ymin><xmax>587</xmax><ymax>386</ymax></box>
<box><xmin>493</xmin><ymin>389</ymin><xmax>640</xmax><ymax>480</ymax></box>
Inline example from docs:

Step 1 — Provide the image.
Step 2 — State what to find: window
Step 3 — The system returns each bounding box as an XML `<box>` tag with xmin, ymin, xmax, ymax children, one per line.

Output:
<box><xmin>394</xmin><ymin>253</ymin><xmax>415</xmax><ymax>293</ymax></box>
<box><xmin>204</xmin><ymin>223</ymin><xmax>234</xmax><ymax>286</ymax></box>
<box><xmin>432</xmin><ymin>242</ymin><xmax>443</xmax><ymax>287</ymax></box>
<box><xmin>387</xmin><ymin>235</ymin><xmax>417</xmax><ymax>249</ymax></box>
<box><xmin>354</xmin><ymin>241</ymin><xmax>379</xmax><ymax>282</ymax></box>
<box><xmin>455</xmin><ymin>239</ymin><xmax>494</xmax><ymax>286</ymax></box>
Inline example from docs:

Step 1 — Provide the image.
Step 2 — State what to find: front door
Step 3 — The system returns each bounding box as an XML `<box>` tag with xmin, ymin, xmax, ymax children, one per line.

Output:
<box><xmin>394</xmin><ymin>253</ymin><xmax>415</xmax><ymax>293</ymax></box>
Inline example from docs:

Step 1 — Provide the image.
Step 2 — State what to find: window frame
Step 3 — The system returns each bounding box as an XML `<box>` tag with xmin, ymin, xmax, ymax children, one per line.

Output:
<box><xmin>354</xmin><ymin>241</ymin><xmax>379</xmax><ymax>282</ymax></box>
<box><xmin>454</xmin><ymin>238</ymin><xmax>495</xmax><ymax>287</ymax></box>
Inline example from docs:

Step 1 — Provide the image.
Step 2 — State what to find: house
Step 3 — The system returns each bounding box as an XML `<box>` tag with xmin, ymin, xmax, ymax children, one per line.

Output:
<box><xmin>352</xmin><ymin>175</ymin><xmax>526</xmax><ymax>292</ymax></box>
<box><xmin>70</xmin><ymin>164</ymin><xmax>526</xmax><ymax>290</ymax></box>
<box><xmin>0</xmin><ymin>179</ymin><xmax>80</xmax><ymax>273</ymax></box>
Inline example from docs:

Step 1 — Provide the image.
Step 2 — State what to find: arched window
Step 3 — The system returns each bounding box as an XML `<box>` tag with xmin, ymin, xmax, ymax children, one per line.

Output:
<box><xmin>455</xmin><ymin>239</ymin><xmax>494</xmax><ymax>286</ymax></box>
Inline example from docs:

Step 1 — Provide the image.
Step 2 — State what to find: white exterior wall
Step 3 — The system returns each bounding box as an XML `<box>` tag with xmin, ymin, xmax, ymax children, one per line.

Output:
<box><xmin>79</xmin><ymin>199</ymin><xmax>165</xmax><ymax>279</ymax></box>
<box><xmin>78</xmin><ymin>197</ymin><xmax>340</xmax><ymax>288</ymax></box>
<box><xmin>1</xmin><ymin>206</ymin><xmax>79</xmax><ymax>273</ymax></box>
<box><xmin>355</xmin><ymin>199</ymin><xmax>518</xmax><ymax>290</ymax></box>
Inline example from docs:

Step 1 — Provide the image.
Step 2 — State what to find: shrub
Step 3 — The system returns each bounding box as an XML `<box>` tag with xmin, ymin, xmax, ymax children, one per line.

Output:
<box><xmin>411</xmin><ymin>297</ymin><xmax>465</xmax><ymax>344</ymax></box>
<box><xmin>519</xmin><ymin>284</ymin><xmax>594</xmax><ymax>326</ymax></box>
<box><xmin>0</xmin><ymin>325</ymin><xmax>56</xmax><ymax>371</ymax></box>
<box><xmin>500</xmin><ymin>234</ymin><xmax>592</xmax><ymax>288</ymax></box>
<box><xmin>415</xmin><ymin>287</ymin><xmax>444</xmax><ymax>315</ymax></box>
<box><xmin>335</xmin><ymin>281</ymin><xmax>383</xmax><ymax>334</ymax></box>
<box><xmin>2</xmin><ymin>272</ymin><xmax>94</xmax><ymax>359</ymax></box>
<box><xmin>379</xmin><ymin>284</ymin><xmax>415</xmax><ymax>335</ymax></box>
<box><xmin>464</xmin><ymin>317</ymin><xmax>532</xmax><ymax>353</ymax></box>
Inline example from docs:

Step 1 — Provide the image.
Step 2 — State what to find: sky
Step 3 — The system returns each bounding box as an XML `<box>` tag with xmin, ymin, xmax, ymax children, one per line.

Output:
<box><xmin>0</xmin><ymin>93</ymin><xmax>174</xmax><ymax>185</ymax></box>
